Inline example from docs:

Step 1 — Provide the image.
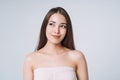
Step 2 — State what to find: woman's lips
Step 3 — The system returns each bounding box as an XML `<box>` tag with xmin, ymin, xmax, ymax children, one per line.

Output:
<box><xmin>52</xmin><ymin>35</ymin><xmax>60</xmax><ymax>39</ymax></box>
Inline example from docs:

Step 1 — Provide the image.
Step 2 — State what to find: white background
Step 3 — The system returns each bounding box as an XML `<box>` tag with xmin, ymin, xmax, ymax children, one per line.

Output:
<box><xmin>0</xmin><ymin>0</ymin><xmax>120</xmax><ymax>80</ymax></box>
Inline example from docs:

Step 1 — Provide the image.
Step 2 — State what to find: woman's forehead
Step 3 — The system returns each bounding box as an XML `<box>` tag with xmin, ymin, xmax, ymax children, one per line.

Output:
<box><xmin>48</xmin><ymin>13</ymin><xmax>67</xmax><ymax>23</ymax></box>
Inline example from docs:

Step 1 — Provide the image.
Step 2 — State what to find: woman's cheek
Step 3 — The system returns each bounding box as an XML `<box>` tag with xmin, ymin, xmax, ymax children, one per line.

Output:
<box><xmin>61</xmin><ymin>30</ymin><xmax>66</xmax><ymax>35</ymax></box>
<box><xmin>47</xmin><ymin>27</ymin><xmax>52</xmax><ymax>33</ymax></box>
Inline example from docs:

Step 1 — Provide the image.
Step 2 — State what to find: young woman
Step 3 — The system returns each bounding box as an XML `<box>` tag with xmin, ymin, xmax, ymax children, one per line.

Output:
<box><xmin>23</xmin><ymin>7</ymin><xmax>89</xmax><ymax>80</ymax></box>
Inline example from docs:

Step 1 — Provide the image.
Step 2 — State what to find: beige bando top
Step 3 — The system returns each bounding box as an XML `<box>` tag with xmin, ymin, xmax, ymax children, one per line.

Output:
<box><xmin>34</xmin><ymin>66</ymin><xmax>77</xmax><ymax>80</ymax></box>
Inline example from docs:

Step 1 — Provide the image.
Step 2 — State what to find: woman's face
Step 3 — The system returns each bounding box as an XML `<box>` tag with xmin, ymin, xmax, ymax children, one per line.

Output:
<box><xmin>46</xmin><ymin>13</ymin><xmax>67</xmax><ymax>44</ymax></box>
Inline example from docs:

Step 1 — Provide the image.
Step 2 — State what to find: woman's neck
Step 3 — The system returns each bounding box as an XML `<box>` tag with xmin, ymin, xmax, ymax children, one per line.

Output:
<box><xmin>42</xmin><ymin>42</ymin><xmax>66</xmax><ymax>55</ymax></box>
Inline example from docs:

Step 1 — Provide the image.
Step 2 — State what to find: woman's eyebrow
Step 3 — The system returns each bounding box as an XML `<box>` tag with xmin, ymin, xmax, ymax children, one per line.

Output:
<box><xmin>49</xmin><ymin>21</ymin><xmax>56</xmax><ymax>23</ymax></box>
<box><xmin>61</xmin><ymin>23</ymin><xmax>67</xmax><ymax>25</ymax></box>
<box><xmin>49</xmin><ymin>21</ymin><xmax>66</xmax><ymax>24</ymax></box>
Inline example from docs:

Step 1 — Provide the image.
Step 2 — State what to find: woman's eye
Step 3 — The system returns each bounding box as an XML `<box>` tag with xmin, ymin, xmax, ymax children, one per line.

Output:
<box><xmin>49</xmin><ymin>23</ymin><xmax>53</xmax><ymax>26</ymax></box>
<box><xmin>60</xmin><ymin>25</ymin><xmax>66</xmax><ymax>28</ymax></box>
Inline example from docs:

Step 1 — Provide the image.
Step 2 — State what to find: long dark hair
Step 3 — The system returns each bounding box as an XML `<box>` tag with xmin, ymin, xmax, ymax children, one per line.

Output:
<box><xmin>35</xmin><ymin>7</ymin><xmax>75</xmax><ymax>50</ymax></box>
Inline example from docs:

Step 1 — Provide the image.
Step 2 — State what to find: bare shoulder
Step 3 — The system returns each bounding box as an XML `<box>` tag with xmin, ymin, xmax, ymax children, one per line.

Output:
<box><xmin>68</xmin><ymin>50</ymin><xmax>85</xmax><ymax>60</ymax></box>
<box><xmin>68</xmin><ymin>50</ymin><xmax>89</xmax><ymax>80</ymax></box>
<box><xmin>24</xmin><ymin>52</ymin><xmax>37</xmax><ymax>63</ymax></box>
<box><xmin>67</xmin><ymin>50</ymin><xmax>87</xmax><ymax>66</ymax></box>
<box><xmin>68</xmin><ymin>50</ymin><xmax>88</xmax><ymax>70</ymax></box>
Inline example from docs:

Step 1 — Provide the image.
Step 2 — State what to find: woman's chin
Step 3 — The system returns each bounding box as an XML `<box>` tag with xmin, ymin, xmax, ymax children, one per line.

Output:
<box><xmin>48</xmin><ymin>40</ymin><xmax>62</xmax><ymax>45</ymax></box>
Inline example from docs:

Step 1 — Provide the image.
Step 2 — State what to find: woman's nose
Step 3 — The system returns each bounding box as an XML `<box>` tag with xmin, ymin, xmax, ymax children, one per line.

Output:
<box><xmin>54</xmin><ymin>26</ymin><xmax>60</xmax><ymax>34</ymax></box>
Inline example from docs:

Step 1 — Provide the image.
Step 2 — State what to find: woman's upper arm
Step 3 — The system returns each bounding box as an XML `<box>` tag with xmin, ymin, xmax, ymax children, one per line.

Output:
<box><xmin>76</xmin><ymin>52</ymin><xmax>89</xmax><ymax>80</ymax></box>
<box><xmin>23</xmin><ymin>55</ymin><xmax>33</xmax><ymax>80</ymax></box>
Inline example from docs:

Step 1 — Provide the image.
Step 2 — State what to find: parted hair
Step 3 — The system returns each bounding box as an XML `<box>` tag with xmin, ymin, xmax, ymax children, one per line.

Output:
<box><xmin>35</xmin><ymin>7</ymin><xmax>75</xmax><ymax>50</ymax></box>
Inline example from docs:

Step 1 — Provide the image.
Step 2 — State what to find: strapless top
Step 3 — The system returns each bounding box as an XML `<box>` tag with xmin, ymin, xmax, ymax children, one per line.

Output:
<box><xmin>34</xmin><ymin>66</ymin><xmax>77</xmax><ymax>80</ymax></box>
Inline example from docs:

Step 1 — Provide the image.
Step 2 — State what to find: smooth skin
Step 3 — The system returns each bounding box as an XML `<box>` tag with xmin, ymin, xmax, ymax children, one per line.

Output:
<box><xmin>23</xmin><ymin>13</ymin><xmax>89</xmax><ymax>80</ymax></box>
